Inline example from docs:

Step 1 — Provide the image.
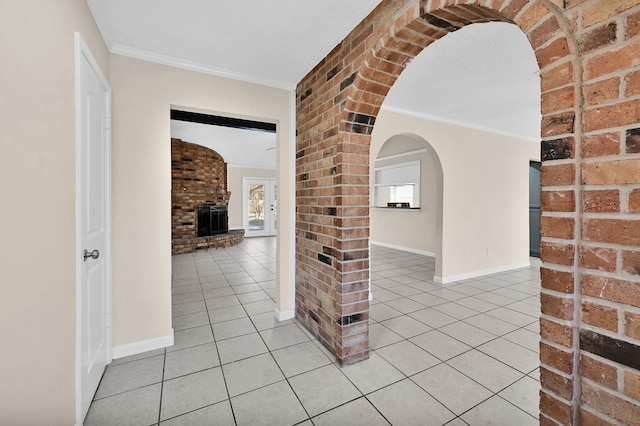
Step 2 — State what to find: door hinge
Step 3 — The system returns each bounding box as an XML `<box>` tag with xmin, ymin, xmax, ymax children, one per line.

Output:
<box><xmin>105</xmin><ymin>115</ymin><xmax>111</xmax><ymax>130</ymax></box>
<box><xmin>106</xmin><ymin>313</ymin><xmax>112</xmax><ymax>327</ymax></box>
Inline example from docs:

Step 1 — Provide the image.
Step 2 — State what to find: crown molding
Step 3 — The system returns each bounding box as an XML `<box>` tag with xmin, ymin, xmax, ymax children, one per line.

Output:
<box><xmin>380</xmin><ymin>105</ymin><xmax>540</xmax><ymax>143</ymax></box>
<box><xmin>110</xmin><ymin>44</ymin><xmax>296</xmax><ymax>91</ymax></box>
<box><xmin>375</xmin><ymin>149</ymin><xmax>427</xmax><ymax>162</ymax></box>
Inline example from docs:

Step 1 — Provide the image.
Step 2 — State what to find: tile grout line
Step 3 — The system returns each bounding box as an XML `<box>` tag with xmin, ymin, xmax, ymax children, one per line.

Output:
<box><xmin>201</xmin><ymin>249</ymin><xmax>240</xmax><ymax>426</ymax></box>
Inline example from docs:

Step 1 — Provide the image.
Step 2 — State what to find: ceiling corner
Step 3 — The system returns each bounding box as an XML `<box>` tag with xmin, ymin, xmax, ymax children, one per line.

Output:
<box><xmin>87</xmin><ymin>0</ymin><xmax>115</xmax><ymax>49</ymax></box>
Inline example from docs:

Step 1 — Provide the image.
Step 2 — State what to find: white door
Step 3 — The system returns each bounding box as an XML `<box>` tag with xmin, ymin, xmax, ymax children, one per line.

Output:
<box><xmin>244</xmin><ymin>178</ymin><xmax>277</xmax><ymax>237</ymax></box>
<box><xmin>76</xmin><ymin>34</ymin><xmax>111</xmax><ymax>423</ymax></box>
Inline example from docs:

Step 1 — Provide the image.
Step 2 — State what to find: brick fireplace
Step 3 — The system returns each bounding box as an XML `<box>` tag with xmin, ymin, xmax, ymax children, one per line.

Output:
<box><xmin>171</xmin><ymin>138</ymin><xmax>244</xmax><ymax>254</ymax></box>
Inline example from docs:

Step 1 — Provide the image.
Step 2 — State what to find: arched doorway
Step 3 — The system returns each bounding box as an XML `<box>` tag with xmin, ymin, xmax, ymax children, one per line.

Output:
<box><xmin>295</xmin><ymin>0</ymin><xmax>592</xmax><ymax>422</ymax></box>
<box><xmin>370</xmin><ymin>133</ymin><xmax>443</xmax><ymax>279</ymax></box>
<box><xmin>296</xmin><ymin>0</ymin><xmax>578</xmax><ymax>360</ymax></box>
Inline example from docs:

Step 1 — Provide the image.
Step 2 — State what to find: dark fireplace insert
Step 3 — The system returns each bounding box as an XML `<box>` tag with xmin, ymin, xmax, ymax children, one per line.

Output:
<box><xmin>197</xmin><ymin>205</ymin><xmax>229</xmax><ymax>237</ymax></box>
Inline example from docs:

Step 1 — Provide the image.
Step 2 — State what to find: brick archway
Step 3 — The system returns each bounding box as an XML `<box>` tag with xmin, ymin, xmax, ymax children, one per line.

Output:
<box><xmin>297</xmin><ymin>1</ymin><xmax>640</xmax><ymax>423</ymax></box>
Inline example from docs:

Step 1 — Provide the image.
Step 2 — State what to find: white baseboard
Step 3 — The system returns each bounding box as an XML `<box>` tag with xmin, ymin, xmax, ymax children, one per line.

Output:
<box><xmin>112</xmin><ymin>331</ymin><xmax>174</xmax><ymax>359</ymax></box>
<box><xmin>370</xmin><ymin>241</ymin><xmax>436</xmax><ymax>257</ymax></box>
<box><xmin>434</xmin><ymin>261</ymin><xmax>531</xmax><ymax>284</ymax></box>
<box><xmin>275</xmin><ymin>308</ymin><xmax>295</xmax><ymax>321</ymax></box>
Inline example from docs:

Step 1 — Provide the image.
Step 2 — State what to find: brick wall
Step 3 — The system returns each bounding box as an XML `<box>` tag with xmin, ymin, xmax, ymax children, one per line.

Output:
<box><xmin>296</xmin><ymin>0</ymin><xmax>640</xmax><ymax>422</ymax></box>
<box><xmin>171</xmin><ymin>138</ymin><xmax>230</xmax><ymax>242</ymax></box>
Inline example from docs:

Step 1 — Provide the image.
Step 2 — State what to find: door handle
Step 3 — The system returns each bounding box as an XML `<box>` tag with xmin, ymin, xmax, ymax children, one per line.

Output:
<box><xmin>83</xmin><ymin>249</ymin><xmax>100</xmax><ymax>261</ymax></box>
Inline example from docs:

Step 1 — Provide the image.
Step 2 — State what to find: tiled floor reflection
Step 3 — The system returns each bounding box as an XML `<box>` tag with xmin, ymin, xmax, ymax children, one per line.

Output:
<box><xmin>86</xmin><ymin>238</ymin><xmax>541</xmax><ymax>425</ymax></box>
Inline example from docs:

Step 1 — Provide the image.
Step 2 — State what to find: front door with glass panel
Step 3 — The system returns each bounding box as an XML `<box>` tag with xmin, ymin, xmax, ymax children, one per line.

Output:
<box><xmin>244</xmin><ymin>178</ymin><xmax>276</xmax><ymax>237</ymax></box>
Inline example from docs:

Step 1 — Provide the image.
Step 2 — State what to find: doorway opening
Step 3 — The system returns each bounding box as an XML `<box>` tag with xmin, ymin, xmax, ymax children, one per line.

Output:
<box><xmin>170</xmin><ymin>109</ymin><xmax>277</xmax><ymax>241</ymax></box>
<box><xmin>244</xmin><ymin>178</ymin><xmax>277</xmax><ymax>237</ymax></box>
<box><xmin>169</xmin><ymin>108</ymin><xmax>280</xmax><ymax>302</ymax></box>
<box><xmin>529</xmin><ymin>161</ymin><xmax>542</xmax><ymax>258</ymax></box>
<box><xmin>370</xmin><ymin>134</ymin><xmax>443</xmax><ymax>276</ymax></box>
<box><xmin>365</xmin><ymin>21</ymin><xmax>542</xmax><ymax>419</ymax></box>
<box><xmin>373</xmin><ymin>21</ymin><xmax>541</xmax><ymax>283</ymax></box>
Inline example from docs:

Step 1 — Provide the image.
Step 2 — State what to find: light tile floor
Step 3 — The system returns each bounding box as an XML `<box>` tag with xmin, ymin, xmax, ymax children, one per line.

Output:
<box><xmin>86</xmin><ymin>237</ymin><xmax>541</xmax><ymax>425</ymax></box>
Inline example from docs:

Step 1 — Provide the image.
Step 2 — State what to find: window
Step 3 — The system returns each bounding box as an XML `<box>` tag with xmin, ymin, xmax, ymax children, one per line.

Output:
<box><xmin>373</xmin><ymin>160</ymin><xmax>420</xmax><ymax>208</ymax></box>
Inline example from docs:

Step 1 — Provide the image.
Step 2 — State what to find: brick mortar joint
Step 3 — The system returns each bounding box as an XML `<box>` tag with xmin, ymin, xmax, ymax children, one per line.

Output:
<box><xmin>583</xmin><ymin>69</ymin><xmax>639</xmax><ymax>86</ymax></box>
<box><xmin>541</xmin><ymin>236</ymin><xmax>579</xmax><ymax>245</ymax></box>
<box><xmin>541</xmin><ymin>211</ymin><xmax>580</xmax><ymax>217</ymax></box>
<box><xmin>541</xmin><ymin>312</ymin><xmax>575</xmax><ymax>325</ymax></box>
<box><xmin>581</xmin><ymin>294</ymin><xmax>639</xmax><ymax>313</ymax></box>
<box><xmin>541</xmin><ymin>185</ymin><xmax>579</xmax><ymax>191</ymax></box>
<box><xmin>582</xmin><ymin>212</ymin><xmax>640</xmax><ymax>220</ymax></box>
<box><xmin>548</xmin><ymin>0</ymin><xmax>589</xmax><ymax>420</ymax></box>
<box><xmin>542</xmin><ymin>337</ymin><xmax>578</xmax><ymax>353</ymax></box>
<box><xmin>539</xmin><ymin>262</ymin><xmax>576</xmax><ymax>274</ymax></box>
<box><xmin>582</xmin><ymin>269</ymin><xmax>640</xmax><ymax>284</ymax></box>
<box><xmin>582</xmin><ymin>94</ymin><xmax>640</xmax><ymax>112</ymax></box>
<box><xmin>579</xmin><ymin>240</ymin><xmax>637</xmax><ymax>253</ymax></box>
<box><xmin>543</xmin><ymin>362</ymin><xmax>576</xmax><ymax>380</ymax></box>
<box><xmin>542</xmin><ymin>287</ymin><xmax>578</xmax><ymax>298</ymax></box>
<box><xmin>540</xmin><ymin>387</ymin><xmax>574</xmax><ymax>405</ymax></box>
<box><xmin>582</xmin><ymin>184</ymin><xmax>640</xmax><ymax>191</ymax></box>
<box><xmin>581</xmin><ymin>153</ymin><xmax>640</xmax><ymax>165</ymax></box>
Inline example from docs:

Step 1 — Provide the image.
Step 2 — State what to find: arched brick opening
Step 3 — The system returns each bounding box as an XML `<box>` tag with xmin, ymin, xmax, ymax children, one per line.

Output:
<box><xmin>296</xmin><ymin>0</ymin><xmax>640</xmax><ymax>423</ymax></box>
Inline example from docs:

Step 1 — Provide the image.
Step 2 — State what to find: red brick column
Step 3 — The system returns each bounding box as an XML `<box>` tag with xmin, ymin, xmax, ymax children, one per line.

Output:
<box><xmin>574</xmin><ymin>1</ymin><xmax>640</xmax><ymax>424</ymax></box>
<box><xmin>297</xmin><ymin>1</ymin><xmax>640</xmax><ymax>422</ymax></box>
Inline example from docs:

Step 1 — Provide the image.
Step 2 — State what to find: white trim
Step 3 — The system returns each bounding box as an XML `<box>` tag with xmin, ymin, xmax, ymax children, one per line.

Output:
<box><xmin>373</xmin><ymin>159</ymin><xmax>421</xmax><ymax>175</ymax></box>
<box><xmin>242</xmin><ymin>177</ymin><xmax>277</xmax><ymax>237</ymax></box>
<box><xmin>111</xmin><ymin>44</ymin><xmax>296</xmax><ymax>91</ymax></box>
<box><xmin>75</xmin><ymin>32</ymin><xmax>112</xmax><ymax>426</ymax></box>
<box><xmin>287</xmin><ymin>90</ymin><xmax>297</xmax><ymax>317</ymax></box>
<box><xmin>275</xmin><ymin>308</ymin><xmax>295</xmax><ymax>321</ymax></box>
<box><xmin>371</xmin><ymin>207</ymin><xmax>421</xmax><ymax>212</ymax></box>
<box><xmin>434</xmin><ymin>261</ymin><xmax>532</xmax><ymax>284</ymax></box>
<box><xmin>381</xmin><ymin>105</ymin><xmax>539</xmax><ymax>143</ymax></box>
<box><xmin>112</xmin><ymin>333</ymin><xmax>175</xmax><ymax>359</ymax></box>
<box><xmin>227</xmin><ymin>164</ymin><xmax>276</xmax><ymax>170</ymax></box>
<box><xmin>370</xmin><ymin>241</ymin><xmax>436</xmax><ymax>258</ymax></box>
<box><xmin>375</xmin><ymin>149</ymin><xmax>427</xmax><ymax>162</ymax></box>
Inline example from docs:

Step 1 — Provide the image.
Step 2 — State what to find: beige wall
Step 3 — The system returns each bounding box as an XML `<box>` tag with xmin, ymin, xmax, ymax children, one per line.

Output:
<box><xmin>227</xmin><ymin>166</ymin><xmax>277</xmax><ymax>230</ymax></box>
<box><xmin>109</xmin><ymin>54</ymin><xmax>295</xmax><ymax>348</ymax></box>
<box><xmin>0</xmin><ymin>0</ymin><xmax>109</xmax><ymax>423</ymax></box>
<box><xmin>371</xmin><ymin>109</ymin><xmax>540</xmax><ymax>282</ymax></box>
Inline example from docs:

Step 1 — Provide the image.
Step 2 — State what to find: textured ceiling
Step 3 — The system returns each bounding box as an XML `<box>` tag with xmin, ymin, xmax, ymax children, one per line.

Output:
<box><xmin>384</xmin><ymin>22</ymin><xmax>541</xmax><ymax>141</ymax></box>
<box><xmin>88</xmin><ymin>0</ymin><xmax>382</xmax><ymax>89</ymax></box>
<box><xmin>89</xmin><ymin>1</ymin><xmax>541</xmax><ymax>168</ymax></box>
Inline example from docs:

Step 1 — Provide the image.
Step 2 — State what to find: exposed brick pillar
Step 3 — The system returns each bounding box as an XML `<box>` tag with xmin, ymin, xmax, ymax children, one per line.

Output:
<box><xmin>297</xmin><ymin>2</ymin><xmax>640</xmax><ymax>422</ymax></box>
<box><xmin>574</xmin><ymin>1</ymin><xmax>640</xmax><ymax>423</ymax></box>
<box><xmin>295</xmin><ymin>88</ymin><xmax>374</xmax><ymax>364</ymax></box>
